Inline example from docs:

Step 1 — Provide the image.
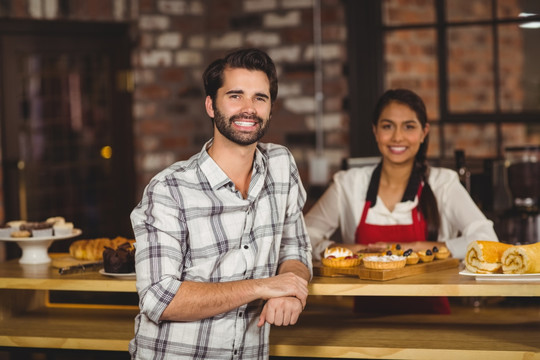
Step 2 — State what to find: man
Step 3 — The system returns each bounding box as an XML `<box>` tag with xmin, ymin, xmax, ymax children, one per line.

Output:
<box><xmin>129</xmin><ymin>48</ymin><xmax>312</xmax><ymax>359</ymax></box>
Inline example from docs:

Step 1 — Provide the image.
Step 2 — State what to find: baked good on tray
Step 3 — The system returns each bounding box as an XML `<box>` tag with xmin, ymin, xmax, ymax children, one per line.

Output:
<box><xmin>103</xmin><ymin>242</ymin><xmax>135</xmax><ymax>273</ymax></box>
<box><xmin>465</xmin><ymin>240</ymin><xmax>512</xmax><ymax>274</ymax></box>
<box><xmin>418</xmin><ymin>249</ymin><xmax>434</xmax><ymax>263</ymax></box>
<box><xmin>501</xmin><ymin>242</ymin><xmax>540</xmax><ymax>274</ymax></box>
<box><xmin>321</xmin><ymin>246</ymin><xmax>362</xmax><ymax>268</ymax></box>
<box><xmin>362</xmin><ymin>255</ymin><xmax>406</xmax><ymax>270</ymax></box>
<box><xmin>69</xmin><ymin>236</ymin><xmax>135</xmax><ymax>261</ymax></box>
<box><xmin>433</xmin><ymin>246</ymin><xmax>450</xmax><ymax>260</ymax></box>
<box><xmin>403</xmin><ymin>249</ymin><xmax>419</xmax><ymax>265</ymax></box>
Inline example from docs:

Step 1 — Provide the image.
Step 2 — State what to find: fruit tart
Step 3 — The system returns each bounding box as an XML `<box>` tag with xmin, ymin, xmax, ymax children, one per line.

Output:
<box><xmin>418</xmin><ymin>249</ymin><xmax>435</xmax><ymax>262</ymax></box>
<box><xmin>322</xmin><ymin>246</ymin><xmax>362</xmax><ymax>268</ymax></box>
<box><xmin>362</xmin><ymin>255</ymin><xmax>406</xmax><ymax>270</ymax></box>
<box><xmin>403</xmin><ymin>248</ymin><xmax>419</xmax><ymax>265</ymax></box>
<box><xmin>433</xmin><ymin>246</ymin><xmax>451</xmax><ymax>259</ymax></box>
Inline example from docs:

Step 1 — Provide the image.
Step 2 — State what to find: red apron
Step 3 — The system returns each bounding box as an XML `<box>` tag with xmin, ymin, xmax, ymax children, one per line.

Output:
<box><xmin>353</xmin><ymin>182</ymin><xmax>451</xmax><ymax>315</ymax></box>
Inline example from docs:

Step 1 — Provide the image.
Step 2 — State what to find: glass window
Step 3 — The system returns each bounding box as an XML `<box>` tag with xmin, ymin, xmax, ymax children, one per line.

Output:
<box><xmin>443</xmin><ymin>123</ymin><xmax>498</xmax><ymax>157</ymax></box>
<box><xmin>382</xmin><ymin>0</ymin><xmax>435</xmax><ymax>26</ymax></box>
<box><xmin>446</xmin><ymin>0</ymin><xmax>493</xmax><ymax>22</ymax></box>
<box><xmin>447</xmin><ymin>25</ymin><xmax>495</xmax><ymax>113</ymax></box>
<box><xmin>384</xmin><ymin>29</ymin><xmax>439</xmax><ymax>119</ymax></box>
<box><xmin>497</xmin><ymin>0</ymin><xmax>540</xmax><ymax>19</ymax></box>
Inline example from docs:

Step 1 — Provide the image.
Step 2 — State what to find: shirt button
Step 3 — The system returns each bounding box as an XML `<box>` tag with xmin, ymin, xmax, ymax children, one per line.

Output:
<box><xmin>238</xmin><ymin>312</ymin><xmax>243</xmax><ymax>317</ymax></box>
<box><xmin>244</xmin><ymin>245</ymin><xmax>249</xmax><ymax>249</ymax></box>
<box><xmin>234</xmin><ymin>350</ymin><xmax>238</xmax><ymax>355</ymax></box>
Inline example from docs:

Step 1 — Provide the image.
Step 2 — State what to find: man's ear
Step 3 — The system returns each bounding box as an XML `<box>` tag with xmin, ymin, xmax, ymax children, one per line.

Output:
<box><xmin>205</xmin><ymin>96</ymin><xmax>215</xmax><ymax>118</ymax></box>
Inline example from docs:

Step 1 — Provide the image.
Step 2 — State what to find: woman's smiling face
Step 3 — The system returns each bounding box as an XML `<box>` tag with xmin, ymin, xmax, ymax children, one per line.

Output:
<box><xmin>373</xmin><ymin>101</ymin><xmax>429</xmax><ymax>166</ymax></box>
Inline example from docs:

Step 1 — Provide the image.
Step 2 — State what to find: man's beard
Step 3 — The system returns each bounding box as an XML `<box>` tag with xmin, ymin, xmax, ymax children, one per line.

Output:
<box><xmin>213</xmin><ymin>107</ymin><xmax>270</xmax><ymax>146</ymax></box>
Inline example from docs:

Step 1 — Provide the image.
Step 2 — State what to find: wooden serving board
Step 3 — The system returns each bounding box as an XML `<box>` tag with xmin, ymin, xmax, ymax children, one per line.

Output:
<box><xmin>314</xmin><ymin>257</ymin><xmax>460</xmax><ymax>281</ymax></box>
<box><xmin>50</xmin><ymin>253</ymin><xmax>101</xmax><ymax>268</ymax></box>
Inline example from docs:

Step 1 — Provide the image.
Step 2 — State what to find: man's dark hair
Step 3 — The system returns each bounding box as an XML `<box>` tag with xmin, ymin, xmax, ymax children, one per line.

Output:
<box><xmin>202</xmin><ymin>48</ymin><xmax>278</xmax><ymax>105</ymax></box>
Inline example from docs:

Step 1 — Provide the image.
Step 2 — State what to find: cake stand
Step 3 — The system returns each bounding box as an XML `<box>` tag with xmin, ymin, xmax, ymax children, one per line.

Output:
<box><xmin>0</xmin><ymin>229</ymin><xmax>82</xmax><ymax>264</ymax></box>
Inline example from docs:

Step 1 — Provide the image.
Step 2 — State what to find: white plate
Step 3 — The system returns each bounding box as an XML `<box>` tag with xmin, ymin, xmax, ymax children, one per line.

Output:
<box><xmin>0</xmin><ymin>228</ymin><xmax>82</xmax><ymax>242</ymax></box>
<box><xmin>0</xmin><ymin>229</ymin><xmax>82</xmax><ymax>264</ymax></box>
<box><xmin>459</xmin><ymin>270</ymin><xmax>540</xmax><ymax>281</ymax></box>
<box><xmin>99</xmin><ymin>268</ymin><xmax>136</xmax><ymax>279</ymax></box>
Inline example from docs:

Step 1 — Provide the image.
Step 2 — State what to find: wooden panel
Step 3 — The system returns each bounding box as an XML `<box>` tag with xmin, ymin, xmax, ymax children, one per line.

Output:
<box><xmin>314</xmin><ymin>258</ymin><xmax>460</xmax><ymax>281</ymax></box>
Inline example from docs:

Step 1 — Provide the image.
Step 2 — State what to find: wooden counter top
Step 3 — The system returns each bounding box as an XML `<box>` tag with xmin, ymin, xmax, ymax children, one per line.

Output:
<box><xmin>1</xmin><ymin>258</ymin><xmax>539</xmax><ymax>297</ymax></box>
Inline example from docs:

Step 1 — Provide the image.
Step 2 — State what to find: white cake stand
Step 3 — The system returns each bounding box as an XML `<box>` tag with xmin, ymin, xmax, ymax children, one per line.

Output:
<box><xmin>0</xmin><ymin>228</ymin><xmax>82</xmax><ymax>264</ymax></box>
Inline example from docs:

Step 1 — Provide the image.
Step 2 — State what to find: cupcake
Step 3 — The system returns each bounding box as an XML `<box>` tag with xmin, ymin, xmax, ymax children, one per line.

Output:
<box><xmin>46</xmin><ymin>216</ymin><xmax>66</xmax><ymax>225</ymax></box>
<box><xmin>103</xmin><ymin>242</ymin><xmax>135</xmax><ymax>273</ymax></box>
<box><xmin>21</xmin><ymin>222</ymin><xmax>53</xmax><ymax>237</ymax></box>
<box><xmin>7</xmin><ymin>220</ymin><xmax>26</xmax><ymax>230</ymax></box>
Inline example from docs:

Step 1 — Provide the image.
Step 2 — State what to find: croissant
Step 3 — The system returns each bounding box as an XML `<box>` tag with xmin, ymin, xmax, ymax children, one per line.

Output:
<box><xmin>502</xmin><ymin>242</ymin><xmax>540</xmax><ymax>274</ymax></box>
<box><xmin>69</xmin><ymin>236</ymin><xmax>134</xmax><ymax>261</ymax></box>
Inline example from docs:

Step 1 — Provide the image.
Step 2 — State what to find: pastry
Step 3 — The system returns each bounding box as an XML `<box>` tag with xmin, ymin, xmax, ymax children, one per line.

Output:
<box><xmin>53</xmin><ymin>222</ymin><xmax>73</xmax><ymax>236</ymax></box>
<box><xmin>465</xmin><ymin>240</ymin><xmax>512</xmax><ymax>274</ymax></box>
<box><xmin>11</xmin><ymin>230</ymin><xmax>31</xmax><ymax>238</ymax></box>
<box><xmin>501</xmin><ymin>242</ymin><xmax>540</xmax><ymax>274</ymax></box>
<box><xmin>403</xmin><ymin>248</ymin><xmax>419</xmax><ymax>265</ymax></box>
<box><xmin>321</xmin><ymin>247</ymin><xmax>362</xmax><ymax>268</ymax></box>
<box><xmin>433</xmin><ymin>246</ymin><xmax>450</xmax><ymax>260</ymax></box>
<box><xmin>103</xmin><ymin>242</ymin><xmax>135</xmax><ymax>273</ymax></box>
<box><xmin>21</xmin><ymin>222</ymin><xmax>53</xmax><ymax>237</ymax></box>
<box><xmin>418</xmin><ymin>250</ymin><xmax>434</xmax><ymax>262</ymax></box>
<box><xmin>69</xmin><ymin>236</ymin><xmax>135</xmax><ymax>261</ymax></box>
<box><xmin>389</xmin><ymin>243</ymin><xmax>404</xmax><ymax>256</ymax></box>
<box><xmin>362</xmin><ymin>255</ymin><xmax>406</xmax><ymax>270</ymax></box>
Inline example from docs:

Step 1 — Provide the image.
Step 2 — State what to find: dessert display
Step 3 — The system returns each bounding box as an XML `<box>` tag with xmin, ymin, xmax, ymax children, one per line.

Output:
<box><xmin>501</xmin><ymin>242</ymin><xmax>540</xmax><ymax>274</ymax></box>
<box><xmin>363</xmin><ymin>255</ymin><xmax>406</xmax><ymax>270</ymax></box>
<box><xmin>2</xmin><ymin>217</ymin><xmax>75</xmax><ymax>238</ymax></box>
<box><xmin>103</xmin><ymin>241</ymin><xmax>136</xmax><ymax>273</ymax></box>
<box><xmin>403</xmin><ymin>248</ymin><xmax>419</xmax><ymax>265</ymax></box>
<box><xmin>465</xmin><ymin>240</ymin><xmax>513</xmax><ymax>274</ymax></box>
<box><xmin>69</xmin><ymin>236</ymin><xmax>135</xmax><ymax>261</ymax></box>
<box><xmin>321</xmin><ymin>246</ymin><xmax>362</xmax><ymax>268</ymax></box>
<box><xmin>418</xmin><ymin>249</ymin><xmax>434</xmax><ymax>263</ymax></box>
<box><xmin>433</xmin><ymin>246</ymin><xmax>450</xmax><ymax>260</ymax></box>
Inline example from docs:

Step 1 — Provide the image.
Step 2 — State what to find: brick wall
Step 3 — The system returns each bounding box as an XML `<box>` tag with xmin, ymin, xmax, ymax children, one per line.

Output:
<box><xmin>0</xmin><ymin>0</ymin><xmax>351</xmax><ymax>203</ymax></box>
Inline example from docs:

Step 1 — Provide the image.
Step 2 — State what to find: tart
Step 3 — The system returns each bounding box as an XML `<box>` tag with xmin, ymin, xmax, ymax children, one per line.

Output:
<box><xmin>418</xmin><ymin>250</ymin><xmax>435</xmax><ymax>262</ymax></box>
<box><xmin>390</xmin><ymin>243</ymin><xmax>404</xmax><ymax>256</ymax></box>
<box><xmin>321</xmin><ymin>247</ymin><xmax>362</xmax><ymax>268</ymax></box>
<box><xmin>362</xmin><ymin>255</ymin><xmax>406</xmax><ymax>270</ymax></box>
<box><xmin>403</xmin><ymin>249</ymin><xmax>420</xmax><ymax>265</ymax></box>
<box><xmin>433</xmin><ymin>246</ymin><xmax>450</xmax><ymax>260</ymax></box>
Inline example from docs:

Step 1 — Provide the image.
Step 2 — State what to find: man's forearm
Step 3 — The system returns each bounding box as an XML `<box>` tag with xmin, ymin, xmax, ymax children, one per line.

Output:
<box><xmin>278</xmin><ymin>259</ymin><xmax>311</xmax><ymax>282</ymax></box>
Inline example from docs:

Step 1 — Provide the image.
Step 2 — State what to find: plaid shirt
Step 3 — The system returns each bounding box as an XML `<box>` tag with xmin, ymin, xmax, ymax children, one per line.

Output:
<box><xmin>129</xmin><ymin>140</ymin><xmax>312</xmax><ymax>360</ymax></box>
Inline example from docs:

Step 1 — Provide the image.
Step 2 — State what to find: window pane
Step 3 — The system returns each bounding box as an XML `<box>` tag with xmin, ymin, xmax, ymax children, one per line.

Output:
<box><xmin>498</xmin><ymin>0</ymin><xmax>540</xmax><ymax>19</ymax></box>
<box><xmin>382</xmin><ymin>0</ymin><xmax>435</xmax><ymax>26</ymax></box>
<box><xmin>442</xmin><ymin>123</ymin><xmax>498</xmax><ymax>157</ymax></box>
<box><xmin>499</xmin><ymin>24</ymin><xmax>540</xmax><ymax>111</ymax></box>
<box><xmin>446</xmin><ymin>0</ymin><xmax>492</xmax><ymax>22</ymax></box>
<box><xmin>447</xmin><ymin>25</ymin><xmax>495</xmax><ymax>113</ymax></box>
<box><xmin>383</xmin><ymin>29</ymin><xmax>439</xmax><ymax>119</ymax></box>
<box><xmin>502</xmin><ymin>123</ymin><xmax>540</xmax><ymax>148</ymax></box>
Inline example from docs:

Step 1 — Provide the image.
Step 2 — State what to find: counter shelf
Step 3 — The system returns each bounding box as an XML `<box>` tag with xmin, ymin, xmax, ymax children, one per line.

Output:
<box><xmin>0</xmin><ymin>258</ymin><xmax>539</xmax><ymax>359</ymax></box>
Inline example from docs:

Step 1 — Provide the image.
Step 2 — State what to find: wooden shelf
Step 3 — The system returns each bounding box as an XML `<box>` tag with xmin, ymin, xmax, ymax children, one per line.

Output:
<box><xmin>270</xmin><ymin>306</ymin><xmax>540</xmax><ymax>359</ymax></box>
<box><xmin>1</xmin><ymin>303</ymin><xmax>538</xmax><ymax>359</ymax></box>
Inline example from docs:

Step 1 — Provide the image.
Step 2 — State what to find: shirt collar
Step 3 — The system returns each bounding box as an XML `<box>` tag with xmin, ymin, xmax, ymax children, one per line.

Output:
<box><xmin>197</xmin><ymin>138</ymin><xmax>267</xmax><ymax>192</ymax></box>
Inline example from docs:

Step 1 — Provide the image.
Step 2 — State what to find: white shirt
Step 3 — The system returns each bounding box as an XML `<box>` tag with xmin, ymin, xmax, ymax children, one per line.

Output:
<box><xmin>305</xmin><ymin>165</ymin><xmax>498</xmax><ymax>260</ymax></box>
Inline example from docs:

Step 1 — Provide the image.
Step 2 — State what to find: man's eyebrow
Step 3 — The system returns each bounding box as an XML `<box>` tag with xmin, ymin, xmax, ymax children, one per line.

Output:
<box><xmin>225</xmin><ymin>89</ymin><xmax>269</xmax><ymax>99</ymax></box>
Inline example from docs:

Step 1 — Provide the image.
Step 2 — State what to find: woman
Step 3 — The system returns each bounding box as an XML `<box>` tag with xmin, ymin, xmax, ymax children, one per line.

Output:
<box><xmin>305</xmin><ymin>89</ymin><xmax>499</xmax><ymax>313</ymax></box>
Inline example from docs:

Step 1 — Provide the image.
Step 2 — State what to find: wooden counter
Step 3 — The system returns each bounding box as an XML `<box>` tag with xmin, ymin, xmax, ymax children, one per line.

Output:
<box><xmin>0</xmin><ymin>258</ymin><xmax>539</xmax><ymax>359</ymax></box>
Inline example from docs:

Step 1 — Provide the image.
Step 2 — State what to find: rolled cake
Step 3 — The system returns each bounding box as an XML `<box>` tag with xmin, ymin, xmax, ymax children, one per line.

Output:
<box><xmin>501</xmin><ymin>242</ymin><xmax>540</xmax><ymax>274</ymax></box>
<box><xmin>465</xmin><ymin>240</ymin><xmax>512</xmax><ymax>274</ymax></box>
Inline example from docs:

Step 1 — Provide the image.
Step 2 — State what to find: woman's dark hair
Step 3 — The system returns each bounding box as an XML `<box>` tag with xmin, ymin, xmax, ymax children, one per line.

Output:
<box><xmin>202</xmin><ymin>48</ymin><xmax>278</xmax><ymax>105</ymax></box>
<box><xmin>372</xmin><ymin>89</ymin><xmax>440</xmax><ymax>241</ymax></box>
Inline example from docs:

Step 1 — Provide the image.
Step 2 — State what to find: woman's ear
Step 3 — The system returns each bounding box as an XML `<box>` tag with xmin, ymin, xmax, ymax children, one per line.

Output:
<box><xmin>422</xmin><ymin>123</ymin><xmax>430</xmax><ymax>142</ymax></box>
<box><xmin>205</xmin><ymin>96</ymin><xmax>215</xmax><ymax>118</ymax></box>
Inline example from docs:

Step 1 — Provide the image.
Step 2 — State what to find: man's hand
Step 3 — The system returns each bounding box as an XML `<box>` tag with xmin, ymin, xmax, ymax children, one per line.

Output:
<box><xmin>258</xmin><ymin>272</ymin><xmax>308</xmax><ymax>309</ymax></box>
<box><xmin>257</xmin><ymin>296</ymin><xmax>303</xmax><ymax>327</ymax></box>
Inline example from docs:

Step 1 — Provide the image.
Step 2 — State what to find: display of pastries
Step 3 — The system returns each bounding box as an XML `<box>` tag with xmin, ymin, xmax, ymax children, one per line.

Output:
<box><xmin>69</xmin><ymin>236</ymin><xmax>135</xmax><ymax>261</ymax></box>
<box><xmin>363</xmin><ymin>255</ymin><xmax>406</xmax><ymax>270</ymax></box>
<box><xmin>321</xmin><ymin>246</ymin><xmax>362</xmax><ymax>268</ymax></box>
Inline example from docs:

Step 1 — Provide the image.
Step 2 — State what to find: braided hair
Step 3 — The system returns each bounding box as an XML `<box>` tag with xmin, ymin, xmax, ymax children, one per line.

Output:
<box><xmin>372</xmin><ymin>89</ymin><xmax>440</xmax><ymax>241</ymax></box>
